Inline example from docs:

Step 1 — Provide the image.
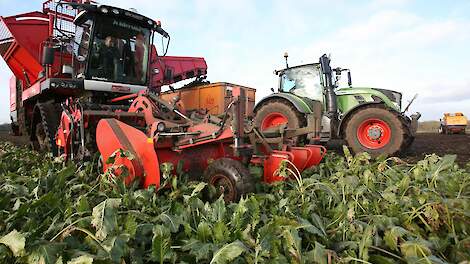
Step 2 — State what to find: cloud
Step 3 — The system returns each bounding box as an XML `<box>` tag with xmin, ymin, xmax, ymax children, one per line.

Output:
<box><xmin>419</xmin><ymin>81</ymin><xmax>470</xmax><ymax>103</ymax></box>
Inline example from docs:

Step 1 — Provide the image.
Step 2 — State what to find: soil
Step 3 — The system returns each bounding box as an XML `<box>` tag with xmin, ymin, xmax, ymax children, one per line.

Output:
<box><xmin>0</xmin><ymin>126</ymin><xmax>469</xmax><ymax>166</ymax></box>
<box><xmin>404</xmin><ymin>133</ymin><xmax>470</xmax><ymax>166</ymax></box>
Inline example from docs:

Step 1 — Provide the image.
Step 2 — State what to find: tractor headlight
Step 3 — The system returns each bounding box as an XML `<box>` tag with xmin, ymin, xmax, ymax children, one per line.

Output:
<box><xmin>157</xmin><ymin>122</ymin><xmax>166</xmax><ymax>132</ymax></box>
<box><xmin>100</xmin><ymin>7</ymin><xmax>109</xmax><ymax>13</ymax></box>
<box><xmin>112</xmin><ymin>9</ymin><xmax>120</xmax><ymax>15</ymax></box>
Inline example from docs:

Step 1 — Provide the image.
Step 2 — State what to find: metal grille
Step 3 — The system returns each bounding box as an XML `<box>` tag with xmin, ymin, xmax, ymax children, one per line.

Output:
<box><xmin>0</xmin><ymin>19</ymin><xmax>13</xmax><ymax>56</ymax></box>
<box><xmin>43</xmin><ymin>0</ymin><xmax>77</xmax><ymax>18</ymax></box>
<box><xmin>54</xmin><ymin>18</ymin><xmax>76</xmax><ymax>37</ymax></box>
<box><xmin>43</xmin><ymin>0</ymin><xmax>77</xmax><ymax>38</ymax></box>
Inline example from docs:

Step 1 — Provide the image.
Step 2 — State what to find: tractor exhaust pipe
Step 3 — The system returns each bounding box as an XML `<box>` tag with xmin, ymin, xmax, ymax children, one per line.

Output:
<box><xmin>320</xmin><ymin>54</ymin><xmax>338</xmax><ymax>135</ymax></box>
<box><xmin>319</xmin><ymin>54</ymin><xmax>338</xmax><ymax>120</ymax></box>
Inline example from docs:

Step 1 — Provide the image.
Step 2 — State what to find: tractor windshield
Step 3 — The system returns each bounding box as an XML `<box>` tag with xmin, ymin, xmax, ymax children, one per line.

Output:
<box><xmin>280</xmin><ymin>65</ymin><xmax>323</xmax><ymax>102</ymax></box>
<box><xmin>77</xmin><ymin>15</ymin><xmax>151</xmax><ymax>85</ymax></box>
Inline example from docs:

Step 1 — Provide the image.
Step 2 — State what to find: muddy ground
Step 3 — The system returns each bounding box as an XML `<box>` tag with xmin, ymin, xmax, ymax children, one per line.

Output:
<box><xmin>404</xmin><ymin>133</ymin><xmax>469</xmax><ymax>166</ymax></box>
<box><xmin>0</xmin><ymin>126</ymin><xmax>468</xmax><ymax>166</ymax></box>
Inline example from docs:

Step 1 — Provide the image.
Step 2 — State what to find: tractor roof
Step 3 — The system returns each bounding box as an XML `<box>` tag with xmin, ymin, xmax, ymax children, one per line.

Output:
<box><xmin>275</xmin><ymin>63</ymin><xmax>319</xmax><ymax>75</ymax></box>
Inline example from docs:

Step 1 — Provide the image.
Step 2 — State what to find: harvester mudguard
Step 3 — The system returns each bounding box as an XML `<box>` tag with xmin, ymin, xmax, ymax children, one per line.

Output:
<box><xmin>96</xmin><ymin>119</ymin><xmax>160</xmax><ymax>189</ymax></box>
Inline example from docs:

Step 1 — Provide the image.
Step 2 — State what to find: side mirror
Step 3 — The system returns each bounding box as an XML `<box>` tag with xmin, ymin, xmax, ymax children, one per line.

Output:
<box><xmin>347</xmin><ymin>71</ymin><xmax>352</xmax><ymax>86</ymax></box>
<box><xmin>319</xmin><ymin>54</ymin><xmax>331</xmax><ymax>74</ymax></box>
<box><xmin>334</xmin><ymin>67</ymin><xmax>342</xmax><ymax>75</ymax></box>
<box><xmin>42</xmin><ymin>47</ymin><xmax>55</xmax><ymax>66</ymax></box>
<box><xmin>164</xmin><ymin>68</ymin><xmax>173</xmax><ymax>81</ymax></box>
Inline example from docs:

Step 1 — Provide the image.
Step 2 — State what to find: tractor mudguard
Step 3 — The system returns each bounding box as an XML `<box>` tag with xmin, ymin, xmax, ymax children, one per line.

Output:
<box><xmin>254</xmin><ymin>93</ymin><xmax>314</xmax><ymax>114</ymax></box>
<box><xmin>96</xmin><ymin>119</ymin><xmax>160</xmax><ymax>189</ymax></box>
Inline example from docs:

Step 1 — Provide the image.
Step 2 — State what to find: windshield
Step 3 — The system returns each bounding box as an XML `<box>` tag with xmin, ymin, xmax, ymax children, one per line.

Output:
<box><xmin>88</xmin><ymin>15</ymin><xmax>151</xmax><ymax>85</ymax></box>
<box><xmin>280</xmin><ymin>65</ymin><xmax>323</xmax><ymax>102</ymax></box>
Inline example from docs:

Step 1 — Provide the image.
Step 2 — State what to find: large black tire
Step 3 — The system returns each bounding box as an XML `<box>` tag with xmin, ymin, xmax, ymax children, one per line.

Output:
<box><xmin>254</xmin><ymin>99</ymin><xmax>306</xmax><ymax>144</ymax></box>
<box><xmin>343</xmin><ymin>105</ymin><xmax>408</xmax><ymax>157</ymax></box>
<box><xmin>31</xmin><ymin>103</ymin><xmax>60</xmax><ymax>156</ymax></box>
<box><xmin>203</xmin><ymin>158</ymin><xmax>255</xmax><ymax>202</ymax></box>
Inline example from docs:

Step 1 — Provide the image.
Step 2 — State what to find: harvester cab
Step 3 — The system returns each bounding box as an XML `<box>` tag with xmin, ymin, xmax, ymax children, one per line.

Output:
<box><xmin>50</xmin><ymin>1</ymin><xmax>167</xmax><ymax>93</ymax></box>
<box><xmin>254</xmin><ymin>53</ymin><xmax>421</xmax><ymax>157</ymax></box>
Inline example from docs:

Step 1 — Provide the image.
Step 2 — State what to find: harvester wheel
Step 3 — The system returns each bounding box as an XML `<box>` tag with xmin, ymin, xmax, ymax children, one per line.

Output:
<box><xmin>254</xmin><ymin>99</ymin><xmax>306</xmax><ymax>144</ymax></box>
<box><xmin>344</xmin><ymin>106</ymin><xmax>407</xmax><ymax>157</ymax></box>
<box><xmin>31</xmin><ymin>103</ymin><xmax>60</xmax><ymax>156</ymax></box>
<box><xmin>203</xmin><ymin>158</ymin><xmax>254</xmax><ymax>202</ymax></box>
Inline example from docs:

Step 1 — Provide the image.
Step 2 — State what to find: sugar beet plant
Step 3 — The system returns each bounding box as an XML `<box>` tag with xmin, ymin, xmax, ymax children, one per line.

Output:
<box><xmin>0</xmin><ymin>142</ymin><xmax>469</xmax><ymax>263</ymax></box>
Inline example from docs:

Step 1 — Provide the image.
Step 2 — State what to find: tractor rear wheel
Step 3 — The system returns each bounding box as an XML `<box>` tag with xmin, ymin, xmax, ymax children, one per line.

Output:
<box><xmin>203</xmin><ymin>158</ymin><xmax>254</xmax><ymax>202</ymax></box>
<box><xmin>254</xmin><ymin>99</ymin><xmax>306</xmax><ymax>144</ymax></box>
<box><xmin>344</xmin><ymin>106</ymin><xmax>407</xmax><ymax>157</ymax></box>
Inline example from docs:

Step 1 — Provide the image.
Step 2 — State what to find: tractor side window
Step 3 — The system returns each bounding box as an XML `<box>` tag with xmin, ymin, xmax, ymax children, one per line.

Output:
<box><xmin>280</xmin><ymin>66</ymin><xmax>323</xmax><ymax>102</ymax></box>
<box><xmin>74</xmin><ymin>19</ymin><xmax>93</xmax><ymax>78</ymax></box>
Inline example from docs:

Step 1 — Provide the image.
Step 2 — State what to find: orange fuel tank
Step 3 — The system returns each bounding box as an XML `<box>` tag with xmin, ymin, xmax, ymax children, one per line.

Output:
<box><xmin>161</xmin><ymin>82</ymin><xmax>256</xmax><ymax>117</ymax></box>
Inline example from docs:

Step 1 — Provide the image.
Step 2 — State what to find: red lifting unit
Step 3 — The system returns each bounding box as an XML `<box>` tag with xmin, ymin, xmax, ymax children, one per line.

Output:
<box><xmin>95</xmin><ymin>88</ymin><xmax>326</xmax><ymax>202</ymax></box>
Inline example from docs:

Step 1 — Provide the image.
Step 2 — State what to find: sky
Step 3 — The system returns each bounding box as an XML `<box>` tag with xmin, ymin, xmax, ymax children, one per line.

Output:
<box><xmin>0</xmin><ymin>0</ymin><xmax>469</xmax><ymax>123</ymax></box>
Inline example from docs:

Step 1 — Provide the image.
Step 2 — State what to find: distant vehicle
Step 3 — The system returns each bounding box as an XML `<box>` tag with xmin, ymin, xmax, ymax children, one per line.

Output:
<box><xmin>439</xmin><ymin>113</ymin><xmax>467</xmax><ymax>134</ymax></box>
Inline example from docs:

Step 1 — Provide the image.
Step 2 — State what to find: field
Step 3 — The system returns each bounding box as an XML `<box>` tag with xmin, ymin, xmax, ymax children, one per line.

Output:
<box><xmin>406</xmin><ymin>133</ymin><xmax>470</xmax><ymax>166</ymax></box>
<box><xmin>0</xmin><ymin>123</ymin><xmax>469</xmax><ymax>263</ymax></box>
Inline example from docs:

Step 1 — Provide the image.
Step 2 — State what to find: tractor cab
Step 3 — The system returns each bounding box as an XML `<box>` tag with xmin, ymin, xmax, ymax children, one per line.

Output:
<box><xmin>275</xmin><ymin>56</ymin><xmax>352</xmax><ymax>104</ymax></box>
<box><xmin>277</xmin><ymin>63</ymin><xmax>324</xmax><ymax>102</ymax></box>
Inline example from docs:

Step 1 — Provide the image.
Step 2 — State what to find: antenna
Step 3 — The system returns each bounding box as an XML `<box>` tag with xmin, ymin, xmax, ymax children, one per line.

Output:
<box><xmin>284</xmin><ymin>52</ymin><xmax>289</xmax><ymax>68</ymax></box>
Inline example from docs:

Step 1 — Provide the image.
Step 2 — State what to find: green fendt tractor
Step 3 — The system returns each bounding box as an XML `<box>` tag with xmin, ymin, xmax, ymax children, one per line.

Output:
<box><xmin>254</xmin><ymin>54</ymin><xmax>421</xmax><ymax>157</ymax></box>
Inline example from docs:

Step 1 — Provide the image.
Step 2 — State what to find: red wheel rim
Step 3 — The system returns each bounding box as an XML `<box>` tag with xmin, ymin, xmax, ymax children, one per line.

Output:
<box><xmin>261</xmin><ymin>112</ymin><xmax>288</xmax><ymax>130</ymax></box>
<box><xmin>210</xmin><ymin>174</ymin><xmax>236</xmax><ymax>202</ymax></box>
<box><xmin>357</xmin><ymin>118</ymin><xmax>392</xmax><ymax>149</ymax></box>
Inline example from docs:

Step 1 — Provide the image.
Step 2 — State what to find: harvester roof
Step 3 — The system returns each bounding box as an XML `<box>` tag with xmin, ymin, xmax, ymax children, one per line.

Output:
<box><xmin>73</xmin><ymin>4</ymin><xmax>160</xmax><ymax>30</ymax></box>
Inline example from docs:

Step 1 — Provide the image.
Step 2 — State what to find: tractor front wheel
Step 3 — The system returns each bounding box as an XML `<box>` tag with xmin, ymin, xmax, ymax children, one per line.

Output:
<box><xmin>344</xmin><ymin>106</ymin><xmax>407</xmax><ymax>157</ymax></box>
<box><xmin>203</xmin><ymin>158</ymin><xmax>254</xmax><ymax>202</ymax></box>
